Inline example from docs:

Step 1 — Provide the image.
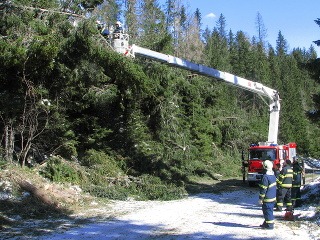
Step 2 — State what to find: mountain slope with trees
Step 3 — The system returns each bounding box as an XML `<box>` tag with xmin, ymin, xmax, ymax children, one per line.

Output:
<box><xmin>0</xmin><ymin>0</ymin><xmax>319</xmax><ymax>200</ymax></box>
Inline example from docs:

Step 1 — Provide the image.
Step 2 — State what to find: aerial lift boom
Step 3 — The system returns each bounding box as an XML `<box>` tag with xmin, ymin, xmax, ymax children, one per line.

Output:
<box><xmin>113</xmin><ymin>34</ymin><xmax>280</xmax><ymax>144</ymax></box>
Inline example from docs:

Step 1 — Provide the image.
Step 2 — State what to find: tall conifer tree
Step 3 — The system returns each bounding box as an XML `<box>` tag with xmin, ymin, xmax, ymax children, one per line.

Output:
<box><xmin>136</xmin><ymin>0</ymin><xmax>166</xmax><ymax>49</ymax></box>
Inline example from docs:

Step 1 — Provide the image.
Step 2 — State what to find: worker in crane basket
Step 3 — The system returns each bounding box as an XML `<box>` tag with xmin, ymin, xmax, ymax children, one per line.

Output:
<box><xmin>258</xmin><ymin>160</ymin><xmax>277</xmax><ymax>229</ymax></box>
<box><xmin>96</xmin><ymin>20</ymin><xmax>104</xmax><ymax>30</ymax></box>
<box><xmin>275</xmin><ymin>160</ymin><xmax>293</xmax><ymax>212</ymax></box>
<box><xmin>113</xmin><ymin>21</ymin><xmax>123</xmax><ymax>39</ymax></box>
<box><xmin>96</xmin><ymin>20</ymin><xmax>110</xmax><ymax>39</ymax></box>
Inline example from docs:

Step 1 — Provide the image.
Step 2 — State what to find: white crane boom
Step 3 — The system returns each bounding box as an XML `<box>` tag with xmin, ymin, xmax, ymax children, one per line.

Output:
<box><xmin>113</xmin><ymin>35</ymin><xmax>280</xmax><ymax>144</ymax></box>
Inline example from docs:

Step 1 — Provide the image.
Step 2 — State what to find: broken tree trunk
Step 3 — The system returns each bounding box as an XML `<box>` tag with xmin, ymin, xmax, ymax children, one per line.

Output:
<box><xmin>17</xmin><ymin>180</ymin><xmax>59</xmax><ymax>208</ymax></box>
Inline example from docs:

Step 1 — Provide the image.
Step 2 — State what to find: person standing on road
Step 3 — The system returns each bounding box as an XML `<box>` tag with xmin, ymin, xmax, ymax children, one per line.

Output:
<box><xmin>258</xmin><ymin>160</ymin><xmax>277</xmax><ymax>229</ymax></box>
<box><xmin>291</xmin><ymin>157</ymin><xmax>303</xmax><ymax>207</ymax></box>
<box><xmin>273</xmin><ymin>163</ymin><xmax>282</xmax><ymax>209</ymax></box>
<box><xmin>275</xmin><ymin>160</ymin><xmax>293</xmax><ymax>212</ymax></box>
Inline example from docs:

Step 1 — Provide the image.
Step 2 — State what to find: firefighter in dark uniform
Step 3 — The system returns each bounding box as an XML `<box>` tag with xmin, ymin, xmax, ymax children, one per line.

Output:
<box><xmin>273</xmin><ymin>163</ymin><xmax>282</xmax><ymax>208</ymax></box>
<box><xmin>113</xmin><ymin>21</ymin><xmax>123</xmax><ymax>39</ymax></box>
<box><xmin>291</xmin><ymin>157</ymin><xmax>303</xmax><ymax>207</ymax></box>
<box><xmin>258</xmin><ymin>160</ymin><xmax>277</xmax><ymax>229</ymax></box>
<box><xmin>275</xmin><ymin>160</ymin><xmax>293</xmax><ymax>212</ymax></box>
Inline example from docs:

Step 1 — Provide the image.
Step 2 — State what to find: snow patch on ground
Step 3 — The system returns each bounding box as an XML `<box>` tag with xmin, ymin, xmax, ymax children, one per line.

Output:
<box><xmin>31</xmin><ymin>188</ymin><xmax>319</xmax><ymax>240</ymax></box>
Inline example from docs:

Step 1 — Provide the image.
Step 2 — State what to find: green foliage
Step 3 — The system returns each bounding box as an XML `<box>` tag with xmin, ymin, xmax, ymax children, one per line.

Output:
<box><xmin>134</xmin><ymin>174</ymin><xmax>187</xmax><ymax>200</ymax></box>
<box><xmin>81</xmin><ymin>149</ymin><xmax>121</xmax><ymax>176</ymax></box>
<box><xmin>0</xmin><ymin>157</ymin><xmax>7</xmax><ymax>170</ymax></box>
<box><xmin>40</xmin><ymin>157</ymin><xmax>84</xmax><ymax>184</ymax></box>
<box><xmin>82</xmin><ymin>184</ymin><xmax>129</xmax><ymax>200</ymax></box>
<box><xmin>82</xmin><ymin>174</ymin><xmax>187</xmax><ymax>201</ymax></box>
<box><xmin>80</xmin><ymin>0</ymin><xmax>104</xmax><ymax>10</ymax></box>
<box><xmin>1</xmin><ymin>0</ymin><xmax>319</xmax><ymax>198</ymax></box>
<box><xmin>59</xmin><ymin>140</ymin><xmax>79</xmax><ymax>159</ymax></box>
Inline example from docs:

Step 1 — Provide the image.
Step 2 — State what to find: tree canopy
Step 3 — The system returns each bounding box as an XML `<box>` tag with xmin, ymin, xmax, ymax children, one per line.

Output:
<box><xmin>1</xmin><ymin>0</ymin><xmax>319</xmax><ymax>181</ymax></box>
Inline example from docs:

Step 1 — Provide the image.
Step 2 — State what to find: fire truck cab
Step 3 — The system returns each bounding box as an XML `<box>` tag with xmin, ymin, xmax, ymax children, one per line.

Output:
<box><xmin>244</xmin><ymin>142</ymin><xmax>297</xmax><ymax>186</ymax></box>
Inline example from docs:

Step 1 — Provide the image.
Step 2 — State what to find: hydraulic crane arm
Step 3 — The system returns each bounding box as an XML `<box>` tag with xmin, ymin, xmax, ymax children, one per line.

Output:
<box><xmin>115</xmin><ymin>37</ymin><xmax>280</xmax><ymax>144</ymax></box>
<box><xmin>130</xmin><ymin>44</ymin><xmax>277</xmax><ymax>100</ymax></box>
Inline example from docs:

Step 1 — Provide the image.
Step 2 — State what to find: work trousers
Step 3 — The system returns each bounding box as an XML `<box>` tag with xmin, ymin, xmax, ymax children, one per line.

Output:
<box><xmin>262</xmin><ymin>202</ymin><xmax>275</xmax><ymax>229</ymax></box>
<box><xmin>276</xmin><ymin>187</ymin><xmax>292</xmax><ymax>211</ymax></box>
<box><xmin>291</xmin><ymin>186</ymin><xmax>302</xmax><ymax>207</ymax></box>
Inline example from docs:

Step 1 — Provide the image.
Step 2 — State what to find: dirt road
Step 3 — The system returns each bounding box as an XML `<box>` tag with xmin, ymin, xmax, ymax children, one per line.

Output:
<box><xmin>32</xmin><ymin>184</ymin><xmax>318</xmax><ymax>240</ymax></box>
<box><xmin>1</xmin><ymin>179</ymin><xmax>318</xmax><ymax>240</ymax></box>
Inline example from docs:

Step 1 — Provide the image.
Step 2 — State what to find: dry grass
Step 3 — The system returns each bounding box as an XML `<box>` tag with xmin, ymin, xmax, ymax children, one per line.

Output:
<box><xmin>0</xmin><ymin>164</ymin><xmax>106</xmax><ymax>219</ymax></box>
<box><xmin>0</xmin><ymin>164</ymin><xmax>117</xmax><ymax>238</ymax></box>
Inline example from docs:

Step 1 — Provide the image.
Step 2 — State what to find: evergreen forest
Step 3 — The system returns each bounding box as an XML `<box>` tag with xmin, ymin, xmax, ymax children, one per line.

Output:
<box><xmin>1</xmin><ymin>0</ymin><xmax>320</xmax><ymax>199</ymax></box>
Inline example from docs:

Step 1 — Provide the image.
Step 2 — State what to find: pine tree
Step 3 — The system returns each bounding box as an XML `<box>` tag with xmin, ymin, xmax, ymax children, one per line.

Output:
<box><xmin>205</xmin><ymin>14</ymin><xmax>230</xmax><ymax>71</ymax></box>
<box><xmin>255</xmin><ymin>12</ymin><xmax>267</xmax><ymax>46</ymax></box>
<box><xmin>164</xmin><ymin>0</ymin><xmax>185</xmax><ymax>54</ymax></box>
<box><xmin>92</xmin><ymin>0</ymin><xmax>122</xmax><ymax>28</ymax></box>
<box><xmin>178</xmin><ymin>8</ymin><xmax>204</xmax><ymax>62</ymax></box>
<box><xmin>124</xmin><ymin>0</ymin><xmax>139</xmax><ymax>41</ymax></box>
<box><xmin>164</xmin><ymin>0</ymin><xmax>175</xmax><ymax>32</ymax></box>
<box><xmin>136</xmin><ymin>0</ymin><xmax>167</xmax><ymax>50</ymax></box>
<box><xmin>216</xmin><ymin>13</ymin><xmax>227</xmax><ymax>38</ymax></box>
<box><xmin>313</xmin><ymin>18</ymin><xmax>320</xmax><ymax>46</ymax></box>
<box><xmin>194</xmin><ymin>8</ymin><xmax>201</xmax><ymax>29</ymax></box>
<box><xmin>233</xmin><ymin>31</ymin><xmax>252</xmax><ymax>76</ymax></box>
<box><xmin>0</xmin><ymin>0</ymin><xmax>71</xmax><ymax>165</ymax></box>
<box><xmin>276</xmin><ymin>31</ymin><xmax>288</xmax><ymax>56</ymax></box>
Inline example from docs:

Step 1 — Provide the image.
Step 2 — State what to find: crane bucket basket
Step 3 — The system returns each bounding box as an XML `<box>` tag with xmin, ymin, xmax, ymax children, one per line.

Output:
<box><xmin>113</xmin><ymin>33</ymin><xmax>130</xmax><ymax>54</ymax></box>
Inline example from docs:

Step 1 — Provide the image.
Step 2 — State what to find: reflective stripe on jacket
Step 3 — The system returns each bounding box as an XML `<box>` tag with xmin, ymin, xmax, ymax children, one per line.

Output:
<box><xmin>259</xmin><ymin>174</ymin><xmax>277</xmax><ymax>203</ymax></box>
<box><xmin>278</xmin><ymin>165</ymin><xmax>293</xmax><ymax>188</ymax></box>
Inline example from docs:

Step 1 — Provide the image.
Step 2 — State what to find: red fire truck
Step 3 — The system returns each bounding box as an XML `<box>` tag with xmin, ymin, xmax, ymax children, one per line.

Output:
<box><xmin>242</xmin><ymin>142</ymin><xmax>297</xmax><ymax>186</ymax></box>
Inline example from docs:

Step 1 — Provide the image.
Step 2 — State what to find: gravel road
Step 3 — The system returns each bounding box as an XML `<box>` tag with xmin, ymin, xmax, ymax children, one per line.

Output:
<box><xmin>34</xmin><ymin>186</ymin><xmax>318</xmax><ymax>240</ymax></box>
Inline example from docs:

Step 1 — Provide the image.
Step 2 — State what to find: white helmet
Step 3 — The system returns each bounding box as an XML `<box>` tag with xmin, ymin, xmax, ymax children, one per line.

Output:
<box><xmin>116</xmin><ymin>21</ymin><xmax>122</xmax><ymax>27</ymax></box>
<box><xmin>263</xmin><ymin>160</ymin><xmax>273</xmax><ymax>171</ymax></box>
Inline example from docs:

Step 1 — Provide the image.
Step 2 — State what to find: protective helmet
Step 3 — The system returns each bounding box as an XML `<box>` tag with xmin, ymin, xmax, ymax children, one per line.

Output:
<box><xmin>263</xmin><ymin>160</ymin><xmax>273</xmax><ymax>171</ymax></box>
<box><xmin>116</xmin><ymin>21</ymin><xmax>122</xmax><ymax>27</ymax></box>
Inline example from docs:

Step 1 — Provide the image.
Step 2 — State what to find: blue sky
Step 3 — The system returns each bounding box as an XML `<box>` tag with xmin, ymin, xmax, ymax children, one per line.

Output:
<box><xmin>160</xmin><ymin>0</ymin><xmax>320</xmax><ymax>56</ymax></box>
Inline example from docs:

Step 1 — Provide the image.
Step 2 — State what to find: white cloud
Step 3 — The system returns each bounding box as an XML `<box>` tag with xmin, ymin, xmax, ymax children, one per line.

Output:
<box><xmin>205</xmin><ymin>13</ymin><xmax>216</xmax><ymax>18</ymax></box>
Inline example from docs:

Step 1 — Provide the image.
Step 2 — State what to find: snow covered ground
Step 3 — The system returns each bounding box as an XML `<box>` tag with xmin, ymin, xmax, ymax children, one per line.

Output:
<box><xmin>34</xmin><ymin>181</ymin><xmax>319</xmax><ymax>240</ymax></box>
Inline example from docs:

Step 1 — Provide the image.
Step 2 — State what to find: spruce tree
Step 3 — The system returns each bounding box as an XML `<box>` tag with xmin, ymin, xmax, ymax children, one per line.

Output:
<box><xmin>313</xmin><ymin>18</ymin><xmax>320</xmax><ymax>46</ymax></box>
<box><xmin>136</xmin><ymin>0</ymin><xmax>167</xmax><ymax>50</ymax></box>
<box><xmin>255</xmin><ymin>12</ymin><xmax>267</xmax><ymax>46</ymax></box>
<box><xmin>124</xmin><ymin>0</ymin><xmax>139</xmax><ymax>41</ymax></box>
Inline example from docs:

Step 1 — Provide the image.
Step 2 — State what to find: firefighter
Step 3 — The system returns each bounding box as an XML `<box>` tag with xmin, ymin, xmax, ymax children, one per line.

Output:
<box><xmin>275</xmin><ymin>160</ymin><xmax>293</xmax><ymax>212</ymax></box>
<box><xmin>273</xmin><ymin>163</ymin><xmax>282</xmax><ymax>208</ymax></box>
<box><xmin>97</xmin><ymin>21</ymin><xmax>110</xmax><ymax>39</ymax></box>
<box><xmin>114</xmin><ymin>21</ymin><xmax>123</xmax><ymax>32</ymax></box>
<box><xmin>113</xmin><ymin>21</ymin><xmax>123</xmax><ymax>39</ymax></box>
<box><xmin>258</xmin><ymin>160</ymin><xmax>277</xmax><ymax>229</ymax></box>
<box><xmin>291</xmin><ymin>157</ymin><xmax>303</xmax><ymax>207</ymax></box>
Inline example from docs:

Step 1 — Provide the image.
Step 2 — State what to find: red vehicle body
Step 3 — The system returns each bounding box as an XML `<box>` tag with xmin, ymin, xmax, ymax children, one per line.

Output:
<box><xmin>243</xmin><ymin>142</ymin><xmax>297</xmax><ymax>186</ymax></box>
